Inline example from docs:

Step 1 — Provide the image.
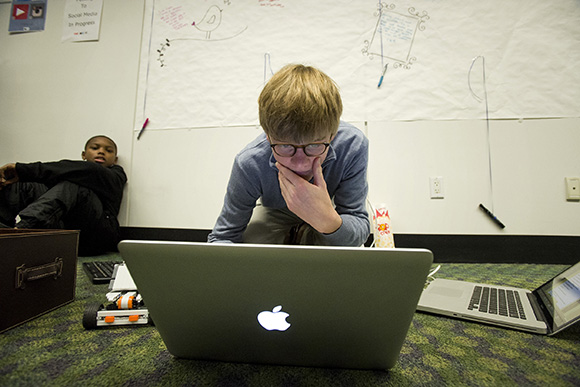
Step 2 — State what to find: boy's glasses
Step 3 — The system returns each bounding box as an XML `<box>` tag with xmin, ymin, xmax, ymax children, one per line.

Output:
<box><xmin>270</xmin><ymin>143</ymin><xmax>330</xmax><ymax>157</ymax></box>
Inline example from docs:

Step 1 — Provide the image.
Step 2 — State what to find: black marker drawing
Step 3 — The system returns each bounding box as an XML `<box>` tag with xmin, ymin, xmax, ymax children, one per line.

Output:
<box><xmin>362</xmin><ymin>3</ymin><xmax>429</xmax><ymax>69</ymax></box>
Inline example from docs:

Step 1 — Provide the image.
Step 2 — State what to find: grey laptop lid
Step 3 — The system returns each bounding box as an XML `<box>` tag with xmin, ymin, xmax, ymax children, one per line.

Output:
<box><xmin>118</xmin><ymin>241</ymin><xmax>433</xmax><ymax>370</ymax></box>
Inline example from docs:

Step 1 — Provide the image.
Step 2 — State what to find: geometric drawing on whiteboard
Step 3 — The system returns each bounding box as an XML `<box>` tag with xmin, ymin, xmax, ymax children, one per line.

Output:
<box><xmin>362</xmin><ymin>3</ymin><xmax>429</xmax><ymax>70</ymax></box>
<box><xmin>156</xmin><ymin>3</ymin><xmax>247</xmax><ymax>67</ymax></box>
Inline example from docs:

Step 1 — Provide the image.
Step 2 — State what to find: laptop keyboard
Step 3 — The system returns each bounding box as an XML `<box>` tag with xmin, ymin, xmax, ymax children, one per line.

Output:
<box><xmin>83</xmin><ymin>261</ymin><xmax>122</xmax><ymax>284</ymax></box>
<box><xmin>468</xmin><ymin>286</ymin><xmax>527</xmax><ymax>319</ymax></box>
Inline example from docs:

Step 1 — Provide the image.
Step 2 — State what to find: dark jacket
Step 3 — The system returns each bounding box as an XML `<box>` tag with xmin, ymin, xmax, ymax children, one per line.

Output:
<box><xmin>15</xmin><ymin>160</ymin><xmax>127</xmax><ymax>254</ymax></box>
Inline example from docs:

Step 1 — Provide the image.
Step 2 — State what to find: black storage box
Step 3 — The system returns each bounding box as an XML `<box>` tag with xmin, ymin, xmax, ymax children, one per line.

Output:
<box><xmin>0</xmin><ymin>229</ymin><xmax>79</xmax><ymax>333</ymax></box>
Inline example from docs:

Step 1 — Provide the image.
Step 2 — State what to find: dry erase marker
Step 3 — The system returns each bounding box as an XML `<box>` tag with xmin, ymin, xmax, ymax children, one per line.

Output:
<box><xmin>137</xmin><ymin>118</ymin><xmax>149</xmax><ymax>140</ymax></box>
<box><xmin>377</xmin><ymin>64</ymin><xmax>388</xmax><ymax>88</ymax></box>
<box><xmin>479</xmin><ymin>203</ymin><xmax>506</xmax><ymax>229</ymax></box>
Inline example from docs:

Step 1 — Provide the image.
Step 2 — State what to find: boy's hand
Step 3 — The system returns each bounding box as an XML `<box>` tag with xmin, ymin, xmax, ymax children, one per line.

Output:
<box><xmin>0</xmin><ymin>163</ymin><xmax>18</xmax><ymax>189</ymax></box>
<box><xmin>276</xmin><ymin>158</ymin><xmax>343</xmax><ymax>234</ymax></box>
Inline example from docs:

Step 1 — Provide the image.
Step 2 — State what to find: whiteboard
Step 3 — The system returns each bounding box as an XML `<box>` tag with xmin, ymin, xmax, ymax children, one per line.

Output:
<box><xmin>135</xmin><ymin>0</ymin><xmax>580</xmax><ymax>131</ymax></box>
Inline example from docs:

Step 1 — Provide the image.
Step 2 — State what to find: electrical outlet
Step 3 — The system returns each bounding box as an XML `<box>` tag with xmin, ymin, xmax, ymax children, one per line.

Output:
<box><xmin>565</xmin><ymin>177</ymin><xmax>580</xmax><ymax>201</ymax></box>
<box><xmin>430</xmin><ymin>176</ymin><xmax>444</xmax><ymax>199</ymax></box>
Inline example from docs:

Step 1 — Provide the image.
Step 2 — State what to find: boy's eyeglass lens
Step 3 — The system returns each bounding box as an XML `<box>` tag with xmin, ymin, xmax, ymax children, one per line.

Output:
<box><xmin>271</xmin><ymin>143</ymin><xmax>330</xmax><ymax>157</ymax></box>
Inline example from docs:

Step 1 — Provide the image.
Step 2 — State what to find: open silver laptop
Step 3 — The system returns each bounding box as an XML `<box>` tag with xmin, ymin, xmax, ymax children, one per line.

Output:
<box><xmin>417</xmin><ymin>261</ymin><xmax>580</xmax><ymax>335</ymax></box>
<box><xmin>118</xmin><ymin>241</ymin><xmax>433</xmax><ymax>370</ymax></box>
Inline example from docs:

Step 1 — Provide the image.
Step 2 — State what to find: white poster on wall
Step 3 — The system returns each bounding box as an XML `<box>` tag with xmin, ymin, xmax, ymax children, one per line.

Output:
<box><xmin>135</xmin><ymin>0</ymin><xmax>580</xmax><ymax>131</ymax></box>
<box><xmin>62</xmin><ymin>0</ymin><xmax>104</xmax><ymax>42</ymax></box>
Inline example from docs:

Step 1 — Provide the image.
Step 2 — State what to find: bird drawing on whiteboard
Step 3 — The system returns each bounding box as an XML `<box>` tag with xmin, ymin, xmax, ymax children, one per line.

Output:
<box><xmin>192</xmin><ymin>5</ymin><xmax>223</xmax><ymax>40</ymax></box>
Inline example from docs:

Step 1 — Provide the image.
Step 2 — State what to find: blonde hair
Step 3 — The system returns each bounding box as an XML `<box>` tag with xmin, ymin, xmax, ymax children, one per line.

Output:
<box><xmin>258</xmin><ymin>64</ymin><xmax>343</xmax><ymax>143</ymax></box>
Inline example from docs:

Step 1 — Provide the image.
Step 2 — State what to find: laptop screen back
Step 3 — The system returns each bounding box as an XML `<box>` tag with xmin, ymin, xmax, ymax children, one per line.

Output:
<box><xmin>118</xmin><ymin>241</ymin><xmax>433</xmax><ymax>370</ymax></box>
<box><xmin>534</xmin><ymin>261</ymin><xmax>580</xmax><ymax>335</ymax></box>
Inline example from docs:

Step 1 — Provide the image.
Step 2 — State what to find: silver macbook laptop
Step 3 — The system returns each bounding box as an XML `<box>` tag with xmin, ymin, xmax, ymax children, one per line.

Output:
<box><xmin>118</xmin><ymin>241</ymin><xmax>433</xmax><ymax>370</ymax></box>
<box><xmin>417</xmin><ymin>261</ymin><xmax>580</xmax><ymax>335</ymax></box>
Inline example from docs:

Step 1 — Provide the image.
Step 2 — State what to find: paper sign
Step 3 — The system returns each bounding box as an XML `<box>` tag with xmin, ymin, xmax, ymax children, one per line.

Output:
<box><xmin>62</xmin><ymin>0</ymin><xmax>103</xmax><ymax>42</ymax></box>
<box><xmin>9</xmin><ymin>0</ymin><xmax>47</xmax><ymax>33</ymax></box>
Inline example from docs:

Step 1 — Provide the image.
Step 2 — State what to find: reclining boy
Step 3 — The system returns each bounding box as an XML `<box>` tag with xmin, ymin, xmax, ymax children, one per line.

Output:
<box><xmin>0</xmin><ymin>135</ymin><xmax>127</xmax><ymax>255</ymax></box>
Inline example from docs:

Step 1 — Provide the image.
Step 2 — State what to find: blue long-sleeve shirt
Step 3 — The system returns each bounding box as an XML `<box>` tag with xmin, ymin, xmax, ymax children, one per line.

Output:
<box><xmin>208</xmin><ymin>121</ymin><xmax>370</xmax><ymax>246</ymax></box>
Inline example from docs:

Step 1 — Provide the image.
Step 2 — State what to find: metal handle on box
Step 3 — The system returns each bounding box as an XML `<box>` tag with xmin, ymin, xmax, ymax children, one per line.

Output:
<box><xmin>15</xmin><ymin>257</ymin><xmax>64</xmax><ymax>290</ymax></box>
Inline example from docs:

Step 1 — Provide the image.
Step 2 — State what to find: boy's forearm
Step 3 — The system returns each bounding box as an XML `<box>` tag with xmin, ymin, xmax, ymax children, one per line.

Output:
<box><xmin>15</xmin><ymin>160</ymin><xmax>126</xmax><ymax>203</ymax></box>
<box><xmin>311</xmin><ymin>207</ymin><xmax>343</xmax><ymax>235</ymax></box>
<box><xmin>321</xmin><ymin>212</ymin><xmax>370</xmax><ymax>246</ymax></box>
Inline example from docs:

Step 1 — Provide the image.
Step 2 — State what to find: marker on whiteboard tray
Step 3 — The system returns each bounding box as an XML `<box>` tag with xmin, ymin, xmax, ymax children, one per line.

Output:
<box><xmin>479</xmin><ymin>203</ymin><xmax>506</xmax><ymax>229</ymax></box>
<box><xmin>377</xmin><ymin>63</ymin><xmax>388</xmax><ymax>88</ymax></box>
<box><xmin>137</xmin><ymin>118</ymin><xmax>149</xmax><ymax>140</ymax></box>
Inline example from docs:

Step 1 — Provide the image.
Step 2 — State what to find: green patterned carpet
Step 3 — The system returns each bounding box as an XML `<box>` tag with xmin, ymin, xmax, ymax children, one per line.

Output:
<box><xmin>1</xmin><ymin>256</ymin><xmax>579</xmax><ymax>386</ymax></box>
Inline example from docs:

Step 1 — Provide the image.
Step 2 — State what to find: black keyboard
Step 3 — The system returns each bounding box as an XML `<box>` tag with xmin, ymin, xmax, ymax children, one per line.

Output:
<box><xmin>468</xmin><ymin>285</ymin><xmax>527</xmax><ymax>319</ymax></box>
<box><xmin>83</xmin><ymin>261</ymin><xmax>122</xmax><ymax>284</ymax></box>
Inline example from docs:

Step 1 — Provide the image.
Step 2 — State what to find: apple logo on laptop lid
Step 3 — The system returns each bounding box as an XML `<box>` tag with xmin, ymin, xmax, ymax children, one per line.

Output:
<box><xmin>257</xmin><ymin>305</ymin><xmax>291</xmax><ymax>331</ymax></box>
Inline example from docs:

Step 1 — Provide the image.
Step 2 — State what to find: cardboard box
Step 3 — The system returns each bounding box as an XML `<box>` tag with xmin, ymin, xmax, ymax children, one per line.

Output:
<box><xmin>0</xmin><ymin>229</ymin><xmax>79</xmax><ymax>333</ymax></box>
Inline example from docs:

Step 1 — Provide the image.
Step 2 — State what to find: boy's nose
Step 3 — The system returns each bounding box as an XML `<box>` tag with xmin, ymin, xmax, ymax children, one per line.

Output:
<box><xmin>292</xmin><ymin>147</ymin><xmax>309</xmax><ymax>159</ymax></box>
<box><xmin>290</xmin><ymin>148</ymin><xmax>311</xmax><ymax>165</ymax></box>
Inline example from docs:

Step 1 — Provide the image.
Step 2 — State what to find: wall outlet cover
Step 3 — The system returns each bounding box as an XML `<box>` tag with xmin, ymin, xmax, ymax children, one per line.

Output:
<box><xmin>430</xmin><ymin>176</ymin><xmax>444</xmax><ymax>199</ymax></box>
<box><xmin>565</xmin><ymin>177</ymin><xmax>580</xmax><ymax>201</ymax></box>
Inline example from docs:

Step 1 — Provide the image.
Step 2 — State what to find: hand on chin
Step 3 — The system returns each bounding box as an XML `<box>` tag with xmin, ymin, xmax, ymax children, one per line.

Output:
<box><xmin>293</xmin><ymin>169</ymin><xmax>313</xmax><ymax>181</ymax></box>
<box><xmin>277</xmin><ymin>162</ymin><xmax>313</xmax><ymax>181</ymax></box>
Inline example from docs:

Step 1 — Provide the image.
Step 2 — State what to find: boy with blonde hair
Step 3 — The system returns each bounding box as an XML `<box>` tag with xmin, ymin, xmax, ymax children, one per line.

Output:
<box><xmin>208</xmin><ymin>64</ymin><xmax>369</xmax><ymax>245</ymax></box>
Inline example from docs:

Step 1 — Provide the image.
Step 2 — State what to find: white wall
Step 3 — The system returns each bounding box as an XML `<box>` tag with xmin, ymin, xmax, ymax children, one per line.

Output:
<box><xmin>367</xmin><ymin>118</ymin><xmax>580</xmax><ymax>236</ymax></box>
<box><xmin>126</xmin><ymin>125</ymin><xmax>261</xmax><ymax>229</ymax></box>
<box><xmin>0</xmin><ymin>0</ymin><xmax>144</xmax><ymax>225</ymax></box>
<box><xmin>1</xmin><ymin>0</ymin><xmax>579</xmax><ymax>236</ymax></box>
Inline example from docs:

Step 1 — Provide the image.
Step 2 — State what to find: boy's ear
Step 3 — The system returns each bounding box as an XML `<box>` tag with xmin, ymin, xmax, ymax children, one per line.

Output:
<box><xmin>81</xmin><ymin>150</ymin><xmax>86</xmax><ymax>161</ymax></box>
